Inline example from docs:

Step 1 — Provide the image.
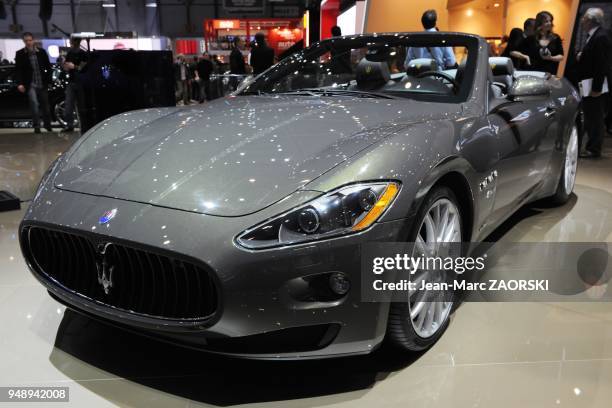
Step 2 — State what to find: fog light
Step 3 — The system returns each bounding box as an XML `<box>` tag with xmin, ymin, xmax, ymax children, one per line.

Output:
<box><xmin>329</xmin><ymin>272</ymin><xmax>350</xmax><ymax>295</ymax></box>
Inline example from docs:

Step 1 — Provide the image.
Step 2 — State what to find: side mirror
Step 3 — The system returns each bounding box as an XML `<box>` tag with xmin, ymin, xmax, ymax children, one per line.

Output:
<box><xmin>508</xmin><ymin>76</ymin><xmax>551</xmax><ymax>100</ymax></box>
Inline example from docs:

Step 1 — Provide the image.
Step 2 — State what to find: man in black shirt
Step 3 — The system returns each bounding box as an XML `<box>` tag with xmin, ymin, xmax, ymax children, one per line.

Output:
<box><xmin>229</xmin><ymin>37</ymin><xmax>246</xmax><ymax>90</ymax></box>
<box><xmin>330</xmin><ymin>25</ymin><xmax>352</xmax><ymax>74</ymax></box>
<box><xmin>196</xmin><ymin>52</ymin><xmax>214</xmax><ymax>102</ymax></box>
<box><xmin>523</xmin><ymin>18</ymin><xmax>536</xmax><ymax>38</ymax></box>
<box><xmin>250</xmin><ymin>33</ymin><xmax>274</xmax><ymax>76</ymax></box>
<box><xmin>62</xmin><ymin>37</ymin><xmax>88</xmax><ymax>131</ymax></box>
<box><xmin>14</xmin><ymin>32</ymin><xmax>53</xmax><ymax>133</ymax></box>
<box><xmin>190</xmin><ymin>56</ymin><xmax>200</xmax><ymax>102</ymax></box>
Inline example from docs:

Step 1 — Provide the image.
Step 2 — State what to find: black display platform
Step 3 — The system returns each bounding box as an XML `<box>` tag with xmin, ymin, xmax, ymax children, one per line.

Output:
<box><xmin>0</xmin><ymin>191</ymin><xmax>20</xmax><ymax>212</ymax></box>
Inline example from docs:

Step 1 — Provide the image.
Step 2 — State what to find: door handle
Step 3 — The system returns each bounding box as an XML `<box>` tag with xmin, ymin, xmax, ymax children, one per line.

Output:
<box><xmin>544</xmin><ymin>106</ymin><xmax>556</xmax><ymax>118</ymax></box>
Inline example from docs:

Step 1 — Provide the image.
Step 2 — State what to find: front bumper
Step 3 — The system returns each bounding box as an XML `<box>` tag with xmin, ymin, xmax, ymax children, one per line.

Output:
<box><xmin>20</xmin><ymin>187</ymin><xmax>408</xmax><ymax>359</ymax></box>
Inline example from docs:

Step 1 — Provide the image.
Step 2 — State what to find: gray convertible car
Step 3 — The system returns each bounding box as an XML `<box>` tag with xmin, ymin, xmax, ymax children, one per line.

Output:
<box><xmin>20</xmin><ymin>33</ymin><xmax>580</xmax><ymax>359</ymax></box>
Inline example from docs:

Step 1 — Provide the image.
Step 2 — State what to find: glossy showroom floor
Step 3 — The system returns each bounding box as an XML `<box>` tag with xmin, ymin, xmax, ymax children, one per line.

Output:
<box><xmin>2</xmin><ymin>128</ymin><xmax>612</xmax><ymax>407</ymax></box>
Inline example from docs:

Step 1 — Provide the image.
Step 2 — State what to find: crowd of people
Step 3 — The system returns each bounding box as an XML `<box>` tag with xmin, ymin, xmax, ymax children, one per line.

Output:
<box><xmin>7</xmin><ymin>9</ymin><xmax>612</xmax><ymax>159</ymax></box>
<box><xmin>5</xmin><ymin>30</ymin><xmax>277</xmax><ymax>133</ymax></box>
<box><xmin>173</xmin><ymin>32</ymin><xmax>274</xmax><ymax>105</ymax></box>
<box><xmin>498</xmin><ymin>12</ymin><xmax>564</xmax><ymax>75</ymax></box>
<box><xmin>497</xmin><ymin>8</ymin><xmax>612</xmax><ymax>157</ymax></box>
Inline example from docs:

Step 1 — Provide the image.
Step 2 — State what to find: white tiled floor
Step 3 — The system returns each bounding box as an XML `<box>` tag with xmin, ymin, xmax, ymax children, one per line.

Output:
<box><xmin>2</xmin><ymin>129</ymin><xmax>612</xmax><ymax>407</ymax></box>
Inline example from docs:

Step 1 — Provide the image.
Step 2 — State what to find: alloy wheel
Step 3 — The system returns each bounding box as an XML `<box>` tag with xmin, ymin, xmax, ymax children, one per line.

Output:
<box><xmin>54</xmin><ymin>101</ymin><xmax>78</xmax><ymax>128</ymax></box>
<box><xmin>564</xmin><ymin>126</ymin><xmax>578</xmax><ymax>195</ymax></box>
<box><xmin>408</xmin><ymin>198</ymin><xmax>461</xmax><ymax>338</ymax></box>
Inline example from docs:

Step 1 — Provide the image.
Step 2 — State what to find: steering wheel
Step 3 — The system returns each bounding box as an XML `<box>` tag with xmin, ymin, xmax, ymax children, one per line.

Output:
<box><xmin>415</xmin><ymin>70</ymin><xmax>459</xmax><ymax>92</ymax></box>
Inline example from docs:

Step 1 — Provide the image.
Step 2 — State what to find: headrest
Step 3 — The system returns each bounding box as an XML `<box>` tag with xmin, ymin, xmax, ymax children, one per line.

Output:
<box><xmin>489</xmin><ymin>57</ymin><xmax>514</xmax><ymax>77</ymax></box>
<box><xmin>355</xmin><ymin>59</ymin><xmax>391</xmax><ymax>90</ymax></box>
<box><xmin>405</xmin><ymin>58</ymin><xmax>439</xmax><ymax>76</ymax></box>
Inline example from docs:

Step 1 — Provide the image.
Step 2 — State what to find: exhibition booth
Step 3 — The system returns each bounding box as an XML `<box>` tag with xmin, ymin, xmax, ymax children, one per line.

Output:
<box><xmin>203</xmin><ymin>18</ymin><xmax>305</xmax><ymax>61</ymax></box>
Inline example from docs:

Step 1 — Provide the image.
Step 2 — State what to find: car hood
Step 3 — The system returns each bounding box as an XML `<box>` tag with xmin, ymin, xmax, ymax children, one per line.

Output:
<box><xmin>55</xmin><ymin>95</ymin><xmax>455</xmax><ymax>216</ymax></box>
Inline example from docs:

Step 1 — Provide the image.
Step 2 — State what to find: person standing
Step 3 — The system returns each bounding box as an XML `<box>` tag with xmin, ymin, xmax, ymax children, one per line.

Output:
<box><xmin>174</xmin><ymin>54</ymin><xmax>192</xmax><ymax>105</ymax></box>
<box><xmin>523</xmin><ymin>18</ymin><xmax>536</xmax><ymax>38</ymax></box>
<box><xmin>517</xmin><ymin>11</ymin><xmax>564</xmax><ymax>75</ymax></box>
<box><xmin>576</xmin><ymin>8</ymin><xmax>611</xmax><ymax>158</ymax></box>
<box><xmin>196</xmin><ymin>52</ymin><xmax>214</xmax><ymax>102</ymax></box>
<box><xmin>62</xmin><ymin>37</ymin><xmax>88</xmax><ymax>132</ymax></box>
<box><xmin>330</xmin><ymin>25</ymin><xmax>352</xmax><ymax>74</ymax></box>
<box><xmin>511</xmin><ymin>18</ymin><xmax>537</xmax><ymax>67</ymax></box>
<box><xmin>502</xmin><ymin>28</ymin><xmax>525</xmax><ymax>69</ymax></box>
<box><xmin>229</xmin><ymin>37</ymin><xmax>246</xmax><ymax>90</ymax></box>
<box><xmin>190</xmin><ymin>56</ymin><xmax>200</xmax><ymax>102</ymax></box>
<box><xmin>250</xmin><ymin>33</ymin><xmax>274</xmax><ymax>76</ymax></box>
<box><xmin>404</xmin><ymin>10</ymin><xmax>456</xmax><ymax>70</ymax></box>
<box><xmin>14</xmin><ymin>32</ymin><xmax>53</xmax><ymax>133</ymax></box>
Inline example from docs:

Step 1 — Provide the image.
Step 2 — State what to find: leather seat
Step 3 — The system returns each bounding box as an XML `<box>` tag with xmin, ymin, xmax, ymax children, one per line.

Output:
<box><xmin>489</xmin><ymin>56</ymin><xmax>515</xmax><ymax>92</ymax></box>
<box><xmin>405</xmin><ymin>58</ymin><xmax>439</xmax><ymax>76</ymax></box>
<box><xmin>355</xmin><ymin>58</ymin><xmax>391</xmax><ymax>91</ymax></box>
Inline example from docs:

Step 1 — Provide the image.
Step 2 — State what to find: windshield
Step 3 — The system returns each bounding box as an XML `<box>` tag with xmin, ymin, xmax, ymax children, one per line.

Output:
<box><xmin>239</xmin><ymin>34</ymin><xmax>479</xmax><ymax>103</ymax></box>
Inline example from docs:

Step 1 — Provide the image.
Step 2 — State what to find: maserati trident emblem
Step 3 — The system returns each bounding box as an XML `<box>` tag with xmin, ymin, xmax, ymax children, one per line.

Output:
<box><xmin>95</xmin><ymin>243</ymin><xmax>114</xmax><ymax>295</ymax></box>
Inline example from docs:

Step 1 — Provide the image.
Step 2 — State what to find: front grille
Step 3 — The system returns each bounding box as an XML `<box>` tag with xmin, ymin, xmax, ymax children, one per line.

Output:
<box><xmin>23</xmin><ymin>226</ymin><xmax>217</xmax><ymax>320</ymax></box>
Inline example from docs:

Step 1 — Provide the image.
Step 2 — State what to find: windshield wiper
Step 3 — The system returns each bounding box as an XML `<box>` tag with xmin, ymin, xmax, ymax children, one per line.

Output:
<box><xmin>278</xmin><ymin>88</ymin><xmax>395</xmax><ymax>99</ymax></box>
<box><xmin>273</xmin><ymin>90</ymin><xmax>320</xmax><ymax>97</ymax></box>
<box><xmin>240</xmin><ymin>90</ymin><xmax>268</xmax><ymax>95</ymax></box>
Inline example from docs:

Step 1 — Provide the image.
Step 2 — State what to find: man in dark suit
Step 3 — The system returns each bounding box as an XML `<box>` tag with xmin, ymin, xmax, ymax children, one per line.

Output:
<box><xmin>14</xmin><ymin>32</ymin><xmax>53</xmax><ymax>133</ymax></box>
<box><xmin>196</xmin><ymin>52</ymin><xmax>214</xmax><ymax>102</ymax></box>
<box><xmin>576</xmin><ymin>8</ymin><xmax>611</xmax><ymax>158</ymax></box>
<box><xmin>229</xmin><ymin>37</ymin><xmax>246</xmax><ymax>90</ymax></box>
<box><xmin>62</xmin><ymin>37</ymin><xmax>88</xmax><ymax>132</ymax></box>
<box><xmin>330</xmin><ymin>25</ymin><xmax>352</xmax><ymax>74</ymax></box>
<box><xmin>249</xmin><ymin>33</ymin><xmax>274</xmax><ymax>76</ymax></box>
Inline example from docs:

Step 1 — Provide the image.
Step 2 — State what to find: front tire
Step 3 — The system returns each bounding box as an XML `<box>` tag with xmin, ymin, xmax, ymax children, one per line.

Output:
<box><xmin>387</xmin><ymin>186</ymin><xmax>462</xmax><ymax>351</ymax></box>
<box><xmin>547</xmin><ymin>125</ymin><xmax>578</xmax><ymax>205</ymax></box>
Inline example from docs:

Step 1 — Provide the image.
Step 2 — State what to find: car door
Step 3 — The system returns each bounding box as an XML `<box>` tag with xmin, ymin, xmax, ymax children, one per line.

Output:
<box><xmin>486</xmin><ymin>81</ymin><xmax>554</xmax><ymax>219</ymax></box>
<box><xmin>0</xmin><ymin>66</ymin><xmax>31</xmax><ymax>122</ymax></box>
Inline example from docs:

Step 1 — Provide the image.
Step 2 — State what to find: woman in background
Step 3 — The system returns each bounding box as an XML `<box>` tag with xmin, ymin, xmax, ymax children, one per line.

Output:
<box><xmin>516</xmin><ymin>11</ymin><xmax>564</xmax><ymax>75</ymax></box>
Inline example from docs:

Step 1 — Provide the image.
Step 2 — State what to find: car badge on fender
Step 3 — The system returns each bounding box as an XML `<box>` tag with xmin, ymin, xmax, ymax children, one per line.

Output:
<box><xmin>99</xmin><ymin>208</ymin><xmax>117</xmax><ymax>225</ymax></box>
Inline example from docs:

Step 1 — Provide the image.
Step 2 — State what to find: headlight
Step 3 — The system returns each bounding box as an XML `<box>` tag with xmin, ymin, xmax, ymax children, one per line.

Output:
<box><xmin>236</xmin><ymin>182</ymin><xmax>400</xmax><ymax>249</ymax></box>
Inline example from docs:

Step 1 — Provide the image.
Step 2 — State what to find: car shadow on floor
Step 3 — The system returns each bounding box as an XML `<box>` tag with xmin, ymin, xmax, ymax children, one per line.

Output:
<box><xmin>484</xmin><ymin>193</ymin><xmax>578</xmax><ymax>243</ymax></box>
<box><xmin>51</xmin><ymin>309</ymin><xmax>421</xmax><ymax>406</ymax></box>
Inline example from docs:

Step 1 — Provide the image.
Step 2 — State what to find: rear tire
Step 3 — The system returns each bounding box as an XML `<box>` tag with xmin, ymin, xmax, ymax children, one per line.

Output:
<box><xmin>546</xmin><ymin>125</ymin><xmax>578</xmax><ymax>205</ymax></box>
<box><xmin>387</xmin><ymin>185</ymin><xmax>462</xmax><ymax>351</ymax></box>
